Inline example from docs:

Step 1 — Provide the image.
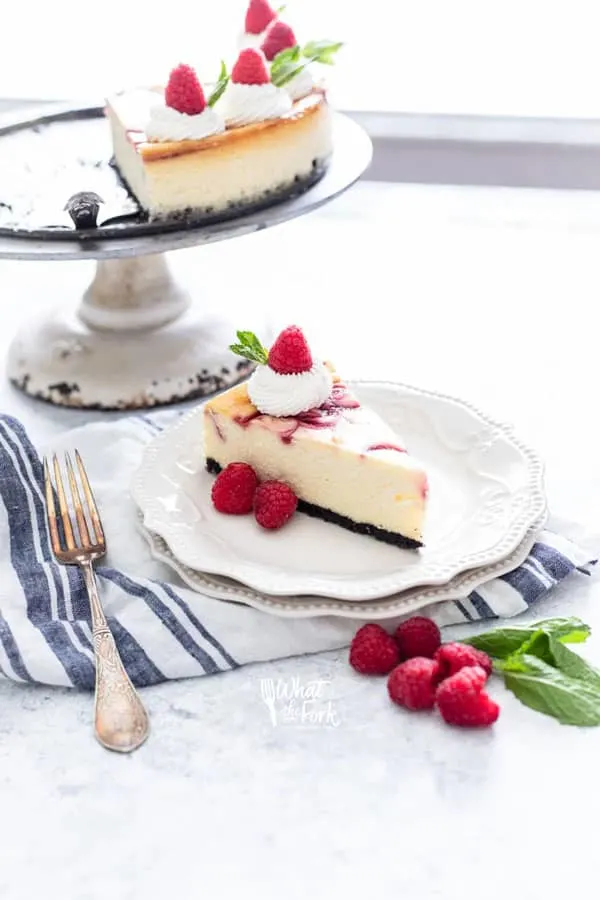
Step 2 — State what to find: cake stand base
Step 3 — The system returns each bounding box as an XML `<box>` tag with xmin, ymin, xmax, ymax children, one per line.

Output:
<box><xmin>7</xmin><ymin>254</ymin><xmax>262</xmax><ymax>410</ymax></box>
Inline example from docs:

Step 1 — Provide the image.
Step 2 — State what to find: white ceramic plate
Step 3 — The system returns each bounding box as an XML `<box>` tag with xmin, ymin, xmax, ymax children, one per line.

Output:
<box><xmin>137</xmin><ymin>512</ymin><xmax>547</xmax><ymax>619</ymax></box>
<box><xmin>131</xmin><ymin>381</ymin><xmax>547</xmax><ymax>601</ymax></box>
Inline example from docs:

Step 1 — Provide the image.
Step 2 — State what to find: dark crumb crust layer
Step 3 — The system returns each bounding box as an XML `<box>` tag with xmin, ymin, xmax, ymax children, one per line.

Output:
<box><xmin>206</xmin><ymin>457</ymin><xmax>423</xmax><ymax>550</ymax></box>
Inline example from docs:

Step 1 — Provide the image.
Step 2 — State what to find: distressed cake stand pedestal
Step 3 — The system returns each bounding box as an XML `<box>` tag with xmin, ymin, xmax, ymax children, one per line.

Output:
<box><xmin>0</xmin><ymin>110</ymin><xmax>372</xmax><ymax>411</ymax></box>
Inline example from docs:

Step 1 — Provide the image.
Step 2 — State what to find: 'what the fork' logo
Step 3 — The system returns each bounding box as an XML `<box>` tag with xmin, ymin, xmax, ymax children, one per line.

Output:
<box><xmin>259</xmin><ymin>677</ymin><xmax>341</xmax><ymax>727</ymax></box>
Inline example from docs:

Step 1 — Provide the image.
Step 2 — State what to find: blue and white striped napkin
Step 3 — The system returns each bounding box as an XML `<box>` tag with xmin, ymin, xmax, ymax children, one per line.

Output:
<box><xmin>0</xmin><ymin>412</ymin><xmax>595</xmax><ymax>689</ymax></box>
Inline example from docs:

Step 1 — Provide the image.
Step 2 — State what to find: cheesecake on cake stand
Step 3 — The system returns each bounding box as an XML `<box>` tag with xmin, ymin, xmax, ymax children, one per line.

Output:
<box><xmin>0</xmin><ymin>18</ymin><xmax>369</xmax><ymax>410</ymax></box>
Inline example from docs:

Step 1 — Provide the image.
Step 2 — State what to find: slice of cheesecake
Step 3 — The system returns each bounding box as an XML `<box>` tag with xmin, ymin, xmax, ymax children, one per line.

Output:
<box><xmin>106</xmin><ymin>86</ymin><xmax>332</xmax><ymax>221</ymax></box>
<box><xmin>203</xmin><ymin>379</ymin><xmax>429</xmax><ymax>548</ymax></box>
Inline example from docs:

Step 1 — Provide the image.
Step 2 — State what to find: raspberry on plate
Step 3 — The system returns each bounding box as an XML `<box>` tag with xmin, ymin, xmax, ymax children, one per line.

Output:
<box><xmin>435</xmin><ymin>666</ymin><xmax>500</xmax><ymax>727</ymax></box>
<box><xmin>254</xmin><ymin>480</ymin><xmax>298</xmax><ymax>529</ymax></box>
<box><xmin>435</xmin><ymin>642</ymin><xmax>493</xmax><ymax>678</ymax></box>
<box><xmin>211</xmin><ymin>462</ymin><xmax>258</xmax><ymax>514</ymax></box>
<box><xmin>394</xmin><ymin>616</ymin><xmax>441</xmax><ymax>660</ymax></box>
<box><xmin>387</xmin><ymin>657</ymin><xmax>441</xmax><ymax>710</ymax></box>
<box><xmin>349</xmin><ymin>623</ymin><xmax>400</xmax><ymax>675</ymax></box>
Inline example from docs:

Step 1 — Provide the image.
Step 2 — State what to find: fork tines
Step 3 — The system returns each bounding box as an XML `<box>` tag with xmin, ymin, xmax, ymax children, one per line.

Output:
<box><xmin>43</xmin><ymin>451</ymin><xmax>105</xmax><ymax>556</ymax></box>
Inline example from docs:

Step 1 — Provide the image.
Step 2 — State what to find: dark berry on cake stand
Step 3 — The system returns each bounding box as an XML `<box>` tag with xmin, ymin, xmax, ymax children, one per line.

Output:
<box><xmin>64</xmin><ymin>191</ymin><xmax>104</xmax><ymax>230</ymax></box>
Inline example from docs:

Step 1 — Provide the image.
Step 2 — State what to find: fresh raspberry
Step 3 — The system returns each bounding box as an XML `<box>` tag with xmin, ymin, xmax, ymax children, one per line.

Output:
<box><xmin>435</xmin><ymin>666</ymin><xmax>500</xmax><ymax>727</ymax></box>
<box><xmin>394</xmin><ymin>616</ymin><xmax>441</xmax><ymax>660</ymax></box>
<box><xmin>211</xmin><ymin>462</ymin><xmax>258</xmax><ymax>514</ymax></box>
<box><xmin>268</xmin><ymin>325</ymin><xmax>313</xmax><ymax>374</ymax></box>
<box><xmin>435</xmin><ymin>642</ymin><xmax>493</xmax><ymax>678</ymax></box>
<box><xmin>245</xmin><ymin>0</ymin><xmax>277</xmax><ymax>35</ymax></box>
<box><xmin>387</xmin><ymin>657</ymin><xmax>442</xmax><ymax>710</ymax></box>
<box><xmin>254</xmin><ymin>480</ymin><xmax>298</xmax><ymax>529</ymax></box>
<box><xmin>349</xmin><ymin>624</ymin><xmax>400</xmax><ymax>675</ymax></box>
<box><xmin>165</xmin><ymin>64</ymin><xmax>207</xmax><ymax>116</ymax></box>
<box><xmin>231</xmin><ymin>48</ymin><xmax>271</xmax><ymax>86</ymax></box>
<box><xmin>261</xmin><ymin>21</ymin><xmax>298</xmax><ymax>61</ymax></box>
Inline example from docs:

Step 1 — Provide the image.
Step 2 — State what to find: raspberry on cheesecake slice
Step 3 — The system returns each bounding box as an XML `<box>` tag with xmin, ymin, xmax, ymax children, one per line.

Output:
<box><xmin>203</xmin><ymin>327</ymin><xmax>429</xmax><ymax>548</ymax></box>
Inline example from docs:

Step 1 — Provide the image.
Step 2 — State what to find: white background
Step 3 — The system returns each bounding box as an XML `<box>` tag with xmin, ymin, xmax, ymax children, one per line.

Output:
<box><xmin>2</xmin><ymin>0</ymin><xmax>600</xmax><ymax>117</ymax></box>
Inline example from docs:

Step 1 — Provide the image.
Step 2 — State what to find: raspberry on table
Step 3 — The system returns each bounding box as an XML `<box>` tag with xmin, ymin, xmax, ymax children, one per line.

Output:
<box><xmin>387</xmin><ymin>657</ymin><xmax>442</xmax><ymax>710</ymax></box>
<box><xmin>254</xmin><ymin>480</ymin><xmax>298</xmax><ymax>529</ymax></box>
<box><xmin>394</xmin><ymin>616</ymin><xmax>441</xmax><ymax>660</ymax></box>
<box><xmin>435</xmin><ymin>666</ymin><xmax>500</xmax><ymax>727</ymax></box>
<box><xmin>349</xmin><ymin>623</ymin><xmax>400</xmax><ymax>675</ymax></box>
<box><xmin>211</xmin><ymin>462</ymin><xmax>259</xmax><ymax>514</ymax></box>
<box><xmin>435</xmin><ymin>642</ymin><xmax>493</xmax><ymax>678</ymax></box>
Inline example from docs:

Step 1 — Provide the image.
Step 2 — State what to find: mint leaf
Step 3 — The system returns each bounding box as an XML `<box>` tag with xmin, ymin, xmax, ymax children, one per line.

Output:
<box><xmin>270</xmin><ymin>46</ymin><xmax>304</xmax><ymax>88</ymax></box>
<box><xmin>547</xmin><ymin>636</ymin><xmax>600</xmax><ymax>689</ymax></box>
<box><xmin>302</xmin><ymin>40</ymin><xmax>344</xmax><ymax>65</ymax></box>
<box><xmin>501</xmin><ymin>655</ymin><xmax>600</xmax><ymax>726</ymax></box>
<box><xmin>270</xmin><ymin>39</ymin><xmax>342</xmax><ymax>88</ymax></box>
<box><xmin>207</xmin><ymin>60</ymin><xmax>229</xmax><ymax>107</ymax></box>
<box><xmin>462</xmin><ymin>617</ymin><xmax>591</xmax><ymax>659</ymax></box>
<box><xmin>229</xmin><ymin>330</ymin><xmax>269</xmax><ymax>365</ymax></box>
<box><xmin>276</xmin><ymin>4</ymin><xmax>286</xmax><ymax>13</ymax></box>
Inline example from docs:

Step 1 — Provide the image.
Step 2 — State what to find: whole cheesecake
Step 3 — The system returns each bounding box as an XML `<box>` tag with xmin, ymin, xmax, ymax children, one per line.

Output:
<box><xmin>204</xmin><ymin>327</ymin><xmax>429</xmax><ymax>548</ymax></box>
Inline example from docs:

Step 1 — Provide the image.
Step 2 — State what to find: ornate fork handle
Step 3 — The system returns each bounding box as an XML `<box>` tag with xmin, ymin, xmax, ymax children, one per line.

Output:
<box><xmin>81</xmin><ymin>561</ymin><xmax>150</xmax><ymax>753</ymax></box>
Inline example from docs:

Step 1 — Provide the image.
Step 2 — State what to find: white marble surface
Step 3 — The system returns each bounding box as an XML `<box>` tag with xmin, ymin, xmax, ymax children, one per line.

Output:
<box><xmin>1</xmin><ymin>182</ymin><xmax>600</xmax><ymax>899</ymax></box>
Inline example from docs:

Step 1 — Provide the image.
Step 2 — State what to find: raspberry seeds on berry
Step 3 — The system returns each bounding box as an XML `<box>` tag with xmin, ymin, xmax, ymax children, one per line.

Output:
<box><xmin>165</xmin><ymin>64</ymin><xmax>207</xmax><ymax>116</ymax></box>
<box><xmin>268</xmin><ymin>325</ymin><xmax>313</xmax><ymax>375</ymax></box>
<box><xmin>261</xmin><ymin>21</ymin><xmax>298</xmax><ymax>61</ymax></box>
<box><xmin>231</xmin><ymin>48</ymin><xmax>272</xmax><ymax>86</ymax></box>
<box><xmin>387</xmin><ymin>657</ymin><xmax>442</xmax><ymax>710</ymax></box>
<box><xmin>254</xmin><ymin>480</ymin><xmax>298</xmax><ymax>529</ymax></box>
<box><xmin>245</xmin><ymin>0</ymin><xmax>278</xmax><ymax>35</ymax></box>
<box><xmin>434</xmin><ymin>642</ymin><xmax>493</xmax><ymax>678</ymax></box>
<box><xmin>211</xmin><ymin>462</ymin><xmax>259</xmax><ymax>515</ymax></box>
<box><xmin>349</xmin><ymin>624</ymin><xmax>400</xmax><ymax>676</ymax></box>
<box><xmin>394</xmin><ymin>616</ymin><xmax>441</xmax><ymax>660</ymax></box>
<box><xmin>435</xmin><ymin>666</ymin><xmax>500</xmax><ymax>727</ymax></box>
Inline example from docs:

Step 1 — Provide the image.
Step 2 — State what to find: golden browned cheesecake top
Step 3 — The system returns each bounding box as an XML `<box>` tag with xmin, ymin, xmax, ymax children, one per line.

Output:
<box><xmin>108</xmin><ymin>88</ymin><xmax>326</xmax><ymax>162</ymax></box>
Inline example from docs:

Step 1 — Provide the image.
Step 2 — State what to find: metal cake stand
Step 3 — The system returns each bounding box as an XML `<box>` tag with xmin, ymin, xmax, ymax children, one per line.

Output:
<box><xmin>0</xmin><ymin>103</ymin><xmax>372</xmax><ymax>410</ymax></box>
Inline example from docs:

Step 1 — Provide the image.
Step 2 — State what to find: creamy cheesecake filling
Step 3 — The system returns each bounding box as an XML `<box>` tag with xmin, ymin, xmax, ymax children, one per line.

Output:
<box><xmin>203</xmin><ymin>401</ymin><xmax>427</xmax><ymax>542</ymax></box>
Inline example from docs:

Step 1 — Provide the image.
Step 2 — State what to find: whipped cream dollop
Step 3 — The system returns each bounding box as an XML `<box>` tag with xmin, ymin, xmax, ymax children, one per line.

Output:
<box><xmin>145</xmin><ymin>104</ymin><xmax>225</xmax><ymax>142</ymax></box>
<box><xmin>248</xmin><ymin>362</ymin><xmax>333</xmax><ymax>416</ymax></box>
<box><xmin>285</xmin><ymin>68</ymin><xmax>315</xmax><ymax>102</ymax></box>
<box><xmin>238</xmin><ymin>30</ymin><xmax>269</xmax><ymax>50</ymax></box>
<box><xmin>222</xmin><ymin>82</ymin><xmax>292</xmax><ymax>127</ymax></box>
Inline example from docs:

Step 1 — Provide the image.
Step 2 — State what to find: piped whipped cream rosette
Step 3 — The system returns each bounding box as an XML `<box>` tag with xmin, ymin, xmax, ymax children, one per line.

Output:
<box><xmin>229</xmin><ymin>326</ymin><xmax>333</xmax><ymax>416</ymax></box>
<box><xmin>239</xmin><ymin>0</ymin><xmax>280</xmax><ymax>49</ymax></box>
<box><xmin>221</xmin><ymin>48</ymin><xmax>292</xmax><ymax>128</ymax></box>
<box><xmin>145</xmin><ymin>63</ymin><xmax>225</xmax><ymax>141</ymax></box>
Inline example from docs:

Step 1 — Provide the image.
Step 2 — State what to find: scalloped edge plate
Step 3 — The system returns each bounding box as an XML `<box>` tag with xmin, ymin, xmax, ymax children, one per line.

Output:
<box><xmin>137</xmin><ymin>509</ymin><xmax>548</xmax><ymax>619</ymax></box>
<box><xmin>131</xmin><ymin>380</ymin><xmax>547</xmax><ymax>601</ymax></box>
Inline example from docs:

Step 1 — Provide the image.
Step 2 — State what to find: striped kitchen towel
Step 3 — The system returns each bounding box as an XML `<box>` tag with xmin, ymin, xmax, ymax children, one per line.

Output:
<box><xmin>0</xmin><ymin>412</ymin><xmax>596</xmax><ymax>689</ymax></box>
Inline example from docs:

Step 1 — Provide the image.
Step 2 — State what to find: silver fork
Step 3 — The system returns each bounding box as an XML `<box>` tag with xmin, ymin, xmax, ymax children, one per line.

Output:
<box><xmin>44</xmin><ymin>451</ymin><xmax>150</xmax><ymax>753</ymax></box>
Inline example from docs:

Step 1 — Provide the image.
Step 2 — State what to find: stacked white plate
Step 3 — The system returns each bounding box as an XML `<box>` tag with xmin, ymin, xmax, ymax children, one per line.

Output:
<box><xmin>131</xmin><ymin>382</ymin><xmax>547</xmax><ymax>619</ymax></box>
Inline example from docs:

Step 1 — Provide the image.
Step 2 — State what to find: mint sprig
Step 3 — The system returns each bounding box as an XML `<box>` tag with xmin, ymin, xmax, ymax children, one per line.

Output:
<box><xmin>271</xmin><ymin>39</ymin><xmax>343</xmax><ymax>88</ymax></box>
<box><xmin>462</xmin><ymin>616</ymin><xmax>591</xmax><ymax>659</ymax></box>
<box><xmin>460</xmin><ymin>616</ymin><xmax>600</xmax><ymax>726</ymax></box>
<box><xmin>207</xmin><ymin>60</ymin><xmax>230</xmax><ymax>108</ymax></box>
<box><xmin>500</xmin><ymin>656</ymin><xmax>600</xmax><ymax>727</ymax></box>
<box><xmin>229</xmin><ymin>330</ymin><xmax>269</xmax><ymax>365</ymax></box>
